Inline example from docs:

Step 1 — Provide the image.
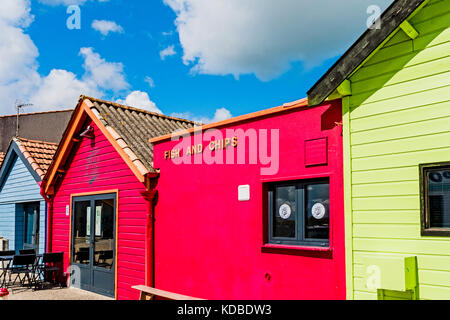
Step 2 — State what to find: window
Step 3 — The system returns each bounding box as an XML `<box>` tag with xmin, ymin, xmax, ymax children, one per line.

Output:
<box><xmin>421</xmin><ymin>162</ymin><xmax>450</xmax><ymax>236</ymax></box>
<box><xmin>267</xmin><ymin>178</ymin><xmax>330</xmax><ymax>247</ymax></box>
<box><xmin>23</xmin><ymin>202</ymin><xmax>40</xmax><ymax>251</ymax></box>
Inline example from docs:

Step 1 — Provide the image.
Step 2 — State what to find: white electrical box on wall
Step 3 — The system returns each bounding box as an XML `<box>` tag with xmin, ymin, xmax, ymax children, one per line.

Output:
<box><xmin>238</xmin><ymin>185</ymin><xmax>250</xmax><ymax>201</ymax></box>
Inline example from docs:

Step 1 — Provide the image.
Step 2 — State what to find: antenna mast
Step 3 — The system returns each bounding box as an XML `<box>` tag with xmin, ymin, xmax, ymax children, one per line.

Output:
<box><xmin>15</xmin><ymin>100</ymin><xmax>33</xmax><ymax>137</ymax></box>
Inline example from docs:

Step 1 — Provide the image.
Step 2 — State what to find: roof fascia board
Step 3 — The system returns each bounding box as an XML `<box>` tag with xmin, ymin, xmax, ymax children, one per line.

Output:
<box><xmin>0</xmin><ymin>145</ymin><xmax>18</xmax><ymax>191</ymax></box>
<box><xmin>307</xmin><ymin>0</ymin><xmax>428</xmax><ymax>106</ymax></box>
<box><xmin>346</xmin><ymin>0</ymin><xmax>428</xmax><ymax>80</ymax></box>
<box><xmin>44</xmin><ymin>100</ymin><xmax>87</xmax><ymax>194</ymax></box>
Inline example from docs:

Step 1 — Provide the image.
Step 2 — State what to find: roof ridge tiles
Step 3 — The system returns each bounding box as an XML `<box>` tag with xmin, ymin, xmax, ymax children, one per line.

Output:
<box><xmin>80</xmin><ymin>95</ymin><xmax>198</xmax><ymax>125</ymax></box>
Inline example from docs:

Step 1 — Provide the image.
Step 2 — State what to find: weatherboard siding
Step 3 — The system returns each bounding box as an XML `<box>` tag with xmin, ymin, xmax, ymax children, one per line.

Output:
<box><xmin>51</xmin><ymin>120</ymin><xmax>147</xmax><ymax>300</ymax></box>
<box><xmin>0</xmin><ymin>155</ymin><xmax>45</xmax><ymax>253</ymax></box>
<box><xmin>345</xmin><ymin>0</ymin><xmax>450</xmax><ymax>300</ymax></box>
<box><xmin>0</xmin><ymin>203</ymin><xmax>15</xmax><ymax>250</ymax></box>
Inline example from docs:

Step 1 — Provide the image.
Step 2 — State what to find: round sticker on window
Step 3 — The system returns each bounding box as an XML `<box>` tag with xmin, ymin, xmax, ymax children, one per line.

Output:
<box><xmin>312</xmin><ymin>203</ymin><xmax>326</xmax><ymax>220</ymax></box>
<box><xmin>279</xmin><ymin>204</ymin><xmax>292</xmax><ymax>220</ymax></box>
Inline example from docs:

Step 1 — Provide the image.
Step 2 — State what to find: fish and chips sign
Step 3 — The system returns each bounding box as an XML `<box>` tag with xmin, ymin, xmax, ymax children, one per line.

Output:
<box><xmin>164</xmin><ymin>136</ymin><xmax>238</xmax><ymax>160</ymax></box>
<box><xmin>161</xmin><ymin>128</ymin><xmax>280</xmax><ymax>176</ymax></box>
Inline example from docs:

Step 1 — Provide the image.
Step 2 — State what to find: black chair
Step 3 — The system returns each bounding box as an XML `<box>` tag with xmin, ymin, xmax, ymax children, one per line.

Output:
<box><xmin>9</xmin><ymin>254</ymin><xmax>36</xmax><ymax>287</ymax></box>
<box><xmin>36</xmin><ymin>252</ymin><xmax>64</xmax><ymax>289</ymax></box>
<box><xmin>19</xmin><ymin>249</ymin><xmax>36</xmax><ymax>255</ymax></box>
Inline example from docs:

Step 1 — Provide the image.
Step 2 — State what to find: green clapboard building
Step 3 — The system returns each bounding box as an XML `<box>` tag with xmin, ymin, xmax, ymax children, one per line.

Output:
<box><xmin>308</xmin><ymin>0</ymin><xmax>450</xmax><ymax>300</ymax></box>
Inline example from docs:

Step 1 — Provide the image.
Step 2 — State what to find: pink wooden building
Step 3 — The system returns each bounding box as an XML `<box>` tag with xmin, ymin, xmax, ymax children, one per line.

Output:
<box><xmin>41</xmin><ymin>96</ymin><xmax>194</xmax><ymax>299</ymax></box>
<box><xmin>149</xmin><ymin>98</ymin><xmax>346</xmax><ymax>299</ymax></box>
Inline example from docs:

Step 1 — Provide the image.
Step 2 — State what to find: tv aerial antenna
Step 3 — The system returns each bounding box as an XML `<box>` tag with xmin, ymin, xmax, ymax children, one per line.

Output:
<box><xmin>15</xmin><ymin>100</ymin><xmax>33</xmax><ymax>137</ymax></box>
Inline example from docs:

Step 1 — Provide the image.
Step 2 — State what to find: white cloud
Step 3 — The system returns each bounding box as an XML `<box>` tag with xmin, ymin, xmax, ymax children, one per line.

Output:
<box><xmin>171</xmin><ymin>107</ymin><xmax>232</xmax><ymax>124</ymax></box>
<box><xmin>0</xmin><ymin>0</ymin><xmax>131</xmax><ymax>113</ymax></box>
<box><xmin>25</xmin><ymin>47</ymin><xmax>129</xmax><ymax>111</ymax></box>
<box><xmin>117</xmin><ymin>91</ymin><xmax>162</xmax><ymax>114</ymax></box>
<box><xmin>92</xmin><ymin>20</ymin><xmax>124</xmax><ymax>36</ymax></box>
<box><xmin>159</xmin><ymin>45</ymin><xmax>176</xmax><ymax>60</ymax></box>
<box><xmin>145</xmin><ymin>76</ymin><xmax>155</xmax><ymax>88</ymax></box>
<box><xmin>30</xmin><ymin>69</ymin><xmax>101</xmax><ymax>109</ymax></box>
<box><xmin>80</xmin><ymin>47</ymin><xmax>129</xmax><ymax>92</ymax></box>
<box><xmin>211</xmin><ymin>108</ymin><xmax>232</xmax><ymax>122</ymax></box>
<box><xmin>1</xmin><ymin>0</ymin><xmax>34</xmax><ymax>27</ymax></box>
<box><xmin>164</xmin><ymin>0</ymin><xmax>392</xmax><ymax>80</ymax></box>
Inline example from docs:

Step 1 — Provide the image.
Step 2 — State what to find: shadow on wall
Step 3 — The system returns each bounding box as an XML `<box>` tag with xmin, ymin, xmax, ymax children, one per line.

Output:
<box><xmin>321</xmin><ymin>102</ymin><xmax>343</xmax><ymax>131</ymax></box>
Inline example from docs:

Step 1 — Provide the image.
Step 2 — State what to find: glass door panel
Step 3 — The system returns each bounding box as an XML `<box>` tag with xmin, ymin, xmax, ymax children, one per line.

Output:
<box><xmin>73</xmin><ymin>201</ymin><xmax>91</xmax><ymax>265</ymax></box>
<box><xmin>24</xmin><ymin>203</ymin><xmax>39</xmax><ymax>250</ymax></box>
<box><xmin>94</xmin><ymin>199</ymin><xmax>114</xmax><ymax>269</ymax></box>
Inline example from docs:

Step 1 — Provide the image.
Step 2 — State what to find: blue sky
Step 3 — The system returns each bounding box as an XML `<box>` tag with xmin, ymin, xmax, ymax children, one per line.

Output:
<box><xmin>0</xmin><ymin>0</ymin><xmax>392</xmax><ymax>122</ymax></box>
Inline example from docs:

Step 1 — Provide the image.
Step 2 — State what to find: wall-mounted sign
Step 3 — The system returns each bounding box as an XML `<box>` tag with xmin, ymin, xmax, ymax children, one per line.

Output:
<box><xmin>279</xmin><ymin>203</ymin><xmax>292</xmax><ymax>220</ymax></box>
<box><xmin>66</xmin><ymin>205</ymin><xmax>70</xmax><ymax>217</ymax></box>
<box><xmin>164</xmin><ymin>137</ymin><xmax>238</xmax><ymax>160</ymax></box>
<box><xmin>238</xmin><ymin>185</ymin><xmax>250</xmax><ymax>201</ymax></box>
<box><xmin>312</xmin><ymin>203</ymin><xmax>326</xmax><ymax>220</ymax></box>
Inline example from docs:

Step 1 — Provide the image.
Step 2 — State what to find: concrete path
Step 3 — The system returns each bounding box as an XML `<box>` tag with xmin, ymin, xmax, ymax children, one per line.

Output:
<box><xmin>6</xmin><ymin>286</ymin><xmax>114</xmax><ymax>300</ymax></box>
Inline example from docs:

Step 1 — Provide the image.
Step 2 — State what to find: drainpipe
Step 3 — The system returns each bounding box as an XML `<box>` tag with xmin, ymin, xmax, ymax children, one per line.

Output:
<box><xmin>40</xmin><ymin>186</ymin><xmax>53</xmax><ymax>253</ymax></box>
<box><xmin>140</xmin><ymin>172</ymin><xmax>159</xmax><ymax>288</ymax></box>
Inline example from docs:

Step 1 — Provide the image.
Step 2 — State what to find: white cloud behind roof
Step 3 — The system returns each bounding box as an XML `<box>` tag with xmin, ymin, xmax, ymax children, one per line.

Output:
<box><xmin>164</xmin><ymin>0</ymin><xmax>393</xmax><ymax>81</ymax></box>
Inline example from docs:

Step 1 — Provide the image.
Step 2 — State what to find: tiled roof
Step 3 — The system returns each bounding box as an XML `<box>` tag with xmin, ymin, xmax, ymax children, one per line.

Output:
<box><xmin>0</xmin><ymin>152</ymin><xmax>5</xmax><ymax>167</ymax></box>
<box><xmin>14</xmin><ymin>137</ymin><xmax>58</xmax><ymax>179</ymax></box>
<box><xmin>82</xmin><ymin>96</ymin><xmax>197</xmax><ymax>174</ymax></box>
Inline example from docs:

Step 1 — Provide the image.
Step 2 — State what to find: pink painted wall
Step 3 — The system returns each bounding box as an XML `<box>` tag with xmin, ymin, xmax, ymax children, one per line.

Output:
<box><xmin>50</xmin><ymin>120</ymin><xmax>147</xmax><ymax>300</ymax></box>
<box><xmin>152</xmin><ymin>100</ymin><xmax>346</xmax><ymax>300</ymax></box>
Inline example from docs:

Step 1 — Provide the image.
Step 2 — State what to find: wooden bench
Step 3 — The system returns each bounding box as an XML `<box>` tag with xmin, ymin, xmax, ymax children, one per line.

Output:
<box><xmin>132</xmin><ymin>285</ymin><xmax>205</xmax><ymax>300</ymax></box>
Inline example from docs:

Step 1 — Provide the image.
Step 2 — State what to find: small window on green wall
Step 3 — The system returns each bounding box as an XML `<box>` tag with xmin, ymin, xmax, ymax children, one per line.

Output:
<box><xmin>421</xmin><ymin>162</ymin><xmax>450</xmax><ymax>236</ymax></box>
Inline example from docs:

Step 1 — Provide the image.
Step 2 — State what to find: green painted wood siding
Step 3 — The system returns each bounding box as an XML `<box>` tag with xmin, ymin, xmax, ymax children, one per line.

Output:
<box><xmin>345</xmin><ymin>0</ymin><xmax>450</xmax><ymax>300</ymax></box>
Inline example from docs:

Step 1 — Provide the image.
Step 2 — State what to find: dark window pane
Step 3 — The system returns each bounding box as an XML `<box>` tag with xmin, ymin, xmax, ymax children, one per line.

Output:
<box><xmin>24</xmin><ymin>203</ymin><xmax>39</xmax><ymax>247</ymax></box>
<box><xmin>73</xmin><ymin>201</ymin><xmax>91</xmax><ymax>265</ymax></box>
<box><xmin>427</xmin><ymin>168</ymin><xmax>450</xmax><ymax>228</ymax></box>
<box><xmin>273</xmin><ymin>185</ymin><xmax>296</xmax><ymax>238</ymax></box>
<box><xmin>305</xmin><ymin>182</ymin><xmax>329</xmax><ymax>240</ymax></box>
<box><xmin>94</xmin><ymin>199</ymin><xmax>115</xmax><ymax>269</ymax></box>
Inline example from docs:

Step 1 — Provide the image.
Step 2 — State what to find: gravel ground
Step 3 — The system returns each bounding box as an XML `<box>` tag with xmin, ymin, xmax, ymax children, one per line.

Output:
<box><xmin>5</xmin><ymin>286</ymin><xmax>114</xmax><ymax>300</ymax></box>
